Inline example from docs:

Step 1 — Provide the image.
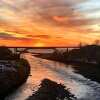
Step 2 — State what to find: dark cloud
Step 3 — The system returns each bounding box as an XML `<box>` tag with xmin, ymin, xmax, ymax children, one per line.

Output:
<box><xmin>0</xmin><ymin>32</ymin><xmax>14</xmax><ymax>38</ymax></box>
<box><xmin>0</xmin><ymin>0</ymin><xmax>96</xmax><ymax>29</ymax></box>
<box><xmin>0</xmin><ymin>32</ymin><xmax>31</xmax><ymax>40</ymax></box>
<box><xmin>23</xmin><ymin>0</ymin><xmax>94</xmax><ymax>28</ymax></box>
<box><xmin>27</xmin><ymin>34</ymin><xmax>63</xmax><ymax>39</ymax></box>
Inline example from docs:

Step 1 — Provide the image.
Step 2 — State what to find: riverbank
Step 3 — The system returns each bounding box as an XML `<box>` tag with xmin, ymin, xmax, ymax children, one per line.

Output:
<box><xmin>0</xmin><ymin>47</ymin><xmax>30</xmax><ymax>99</ymax></box>
<box><xmin>36</xmin><ymin>54</ymin><xmax>100</xmax><ymax>83</ymax></box>
<box><xmin>0</xmin><ymin>59</ymin><xmax>30</xmax><ymax>100</ymax></box>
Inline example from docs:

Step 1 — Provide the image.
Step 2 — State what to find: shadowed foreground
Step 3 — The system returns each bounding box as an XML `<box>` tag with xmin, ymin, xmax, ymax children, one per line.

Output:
<box><xmin>0</xmin><ymin>46</ymin><xmax>30</xmax><ymax>99</ymax></box>
<box><xmin>27</xmin><ymin>79</ymin><xmax>77</xmax><ymax>100</ymax></box>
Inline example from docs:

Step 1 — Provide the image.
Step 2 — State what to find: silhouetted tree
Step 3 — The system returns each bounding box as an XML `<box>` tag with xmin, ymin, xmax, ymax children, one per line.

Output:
<box><xmin>0</xmin><ymin>46</ymin><xmax>12</xmax><ymax>60</ymax></box>
<box><xmin>0</xmin><ymin>46</ymin><xmax>20</xmax><ymax>60</ymax></box>
<box><xmin>94</xmin><ymin>40</ymin><xmax>100</xmax><ymax>45</ymax></box>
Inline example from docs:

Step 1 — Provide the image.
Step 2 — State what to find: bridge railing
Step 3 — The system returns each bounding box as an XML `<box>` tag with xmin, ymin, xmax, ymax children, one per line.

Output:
<box><xmin>4</xmin><ymin>46</ymin><xmax>80</xmax><ymax>54</ymax></box>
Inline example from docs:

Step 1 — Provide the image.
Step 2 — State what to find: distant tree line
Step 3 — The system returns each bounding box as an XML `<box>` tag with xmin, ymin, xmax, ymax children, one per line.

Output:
<box><xmin>0</xmin><ymin>46</ymin><xmax>20</xmax><ymax>60</ymax></box>
<box><xmin>46</xmin><ymin>45</ymin><xmax>100</xmax><ymax>64</ymax></box>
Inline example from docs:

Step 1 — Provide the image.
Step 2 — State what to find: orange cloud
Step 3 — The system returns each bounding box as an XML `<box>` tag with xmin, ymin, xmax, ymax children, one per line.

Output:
<box><xmin>53</xmin><ymin>16</ymin><xmax>68</xmax><ymax>22</ymax></box>
<box><xmin>0</xmin><ymin>0</ymin><xmax>100</xmax><ymax>46</ymax></box>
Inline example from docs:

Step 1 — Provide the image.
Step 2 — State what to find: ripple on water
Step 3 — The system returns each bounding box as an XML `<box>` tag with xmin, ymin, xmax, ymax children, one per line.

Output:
<box><xmin>6</xmin><ymin>54</ymin><xmax>100</xmax><ymax>100</ymax></box>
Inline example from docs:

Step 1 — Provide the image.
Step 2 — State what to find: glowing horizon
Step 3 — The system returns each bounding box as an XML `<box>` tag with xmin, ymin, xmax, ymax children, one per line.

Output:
<box><xmin>0</xmin><ymin>0</ymin><xmax>100</xmax><ymax>46</ymax></box>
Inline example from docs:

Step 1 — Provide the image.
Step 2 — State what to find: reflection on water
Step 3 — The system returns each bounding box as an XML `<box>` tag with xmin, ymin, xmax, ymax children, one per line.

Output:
<box><xmin>6</xmin><ymin>54</ymin><xmax>100</xmax><ymax>100</ymax></box>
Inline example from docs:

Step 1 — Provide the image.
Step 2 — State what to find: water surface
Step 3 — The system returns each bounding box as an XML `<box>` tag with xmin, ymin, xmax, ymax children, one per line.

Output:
<box><xmin>6</xmin><ymin>54</ymin><xmax>100</xmax><ymax>100</ymax></box>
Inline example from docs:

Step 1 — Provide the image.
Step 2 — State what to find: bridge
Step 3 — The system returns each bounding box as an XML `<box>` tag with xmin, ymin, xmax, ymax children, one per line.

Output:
<box><xmin>4</xmin><ymin>46</ymin><xmax>80</xmax><ymax>54</ymax></box>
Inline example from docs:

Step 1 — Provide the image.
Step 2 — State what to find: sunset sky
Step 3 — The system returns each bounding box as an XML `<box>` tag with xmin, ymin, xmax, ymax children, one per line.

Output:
<box><xmin>0</xmin><ymin>0</ymin><xmax>100</xmax><ymax>46</ymax></box>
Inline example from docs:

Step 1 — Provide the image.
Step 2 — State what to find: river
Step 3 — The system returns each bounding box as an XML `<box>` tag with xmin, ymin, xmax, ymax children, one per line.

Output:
<box><xmin>6</xmin><ymin>53</ymin><xmax>100</xmax><ymax>100</ymax></box>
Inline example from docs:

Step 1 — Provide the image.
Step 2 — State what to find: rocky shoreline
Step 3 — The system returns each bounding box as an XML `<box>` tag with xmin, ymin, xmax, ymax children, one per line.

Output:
<box><xmin>27</xmin><ymin>79</ymin><xmax>77</xmax><ymax>100</ymax></box>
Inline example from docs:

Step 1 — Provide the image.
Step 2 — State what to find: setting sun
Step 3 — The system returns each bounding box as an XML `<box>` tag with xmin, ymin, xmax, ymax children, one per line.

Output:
<box><xmin>34</xmin><ymin>42</ymin><xmax>45</xmax><ymax>47</ymax></box>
